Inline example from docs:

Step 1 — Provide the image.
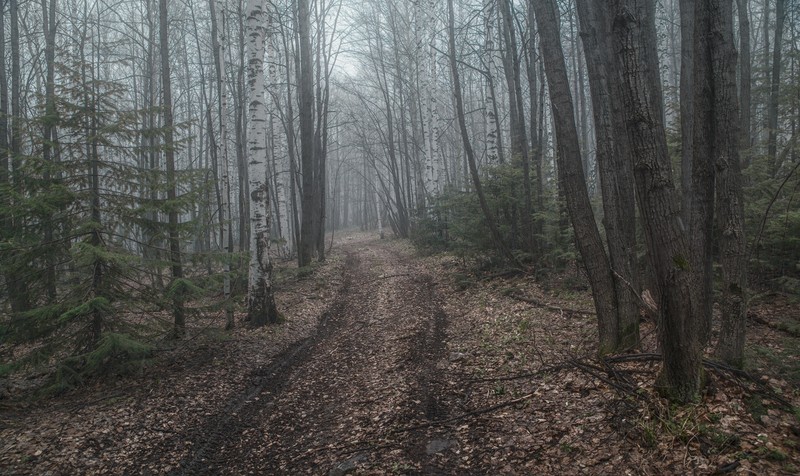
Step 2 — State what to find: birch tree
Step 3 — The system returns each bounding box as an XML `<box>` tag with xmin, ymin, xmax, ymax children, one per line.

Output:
<box><xmin>245</xmin><ymin>0</ymin><xmax>278</xmax><ymax>326</ymax></box>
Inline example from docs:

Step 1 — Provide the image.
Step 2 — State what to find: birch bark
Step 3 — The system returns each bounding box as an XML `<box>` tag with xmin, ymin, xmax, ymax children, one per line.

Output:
<box><xmin>245</xmin><ymin>0</ymin><xmax>278</xmax><ymax>326</ymax></box>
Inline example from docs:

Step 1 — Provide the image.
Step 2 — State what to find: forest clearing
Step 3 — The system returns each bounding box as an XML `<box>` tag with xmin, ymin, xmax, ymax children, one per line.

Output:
<box><xmin>2</xmin><ymin>232</ymin><xmax>799</xmax><ymax>474</ymax></box>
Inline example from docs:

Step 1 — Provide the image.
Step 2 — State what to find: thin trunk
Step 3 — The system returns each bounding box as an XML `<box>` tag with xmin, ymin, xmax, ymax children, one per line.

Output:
<box><xmin>680</xmin><ymin>0</ymin><xmax>694</xmax><ymax>225</ymax></box>
<box><xmin>767</xmin><ymin>0</ymin><xmax>785</xmax><ymax>173</ymax></box>
<box><xmin>298</xmin><ymin>0</ymin><xmax>315</xmax><ymax>267</ymax></box>
<box><xmin>737</xmin><ymin>0</ymin><xmax>752</xmax><ymax>168</ymax></box>
<box><xmin>7</xmin><ymin>0</ymin><xmax>30</xmax><ymax>313</ymax></box>
<box><xmin>525</xmin><ymin>4</ymin><xmax>544</xmax><ymax>251</ymax></box>
<box><xmin>534</xmin><ymin>0</ymin><xmax>620</xmax><ymax>355</ymax></box>
<box><xmin>448</xmin><ymin>0</ymin><xmax>516</xmax><ymax>265</ymax></box>
<box><xmin>712</xmin><ymin>0</ymin><xmax>748</xmax><ymax>367</ymax></box>
<box><xmin>210</xmin><ymin>0</ymin><xmax>234</xmax><ymax>329</ymax></box>
<box><xmin>159</xmin><ymin>0</ymin><xmax>185</xmax><ymax>338</ymax></box>
<box><xmin>42</xmin><ymin>0</ymin><xmax>58</xmax><ymax>302</ymax></box>
<box><xmin>499</xmin><ymin>0</ymin><xmax>533</xmax><ymax>251</ymax></box>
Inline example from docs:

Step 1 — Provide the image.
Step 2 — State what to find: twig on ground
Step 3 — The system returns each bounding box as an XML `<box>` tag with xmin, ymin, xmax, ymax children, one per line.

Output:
<box><xmin>390</xmin><ymin>391</ymin><xmax>538</xmax><ymax>434</ymax></box>
<box><xmin>467</xmin><ymin>362</ymin><xmax>572</xmax><ymax>383</ymax></box>
<box><xmin>508</xmin><ymin>292</ymin><xmax>595</xmax><ymax>316</ymax></box>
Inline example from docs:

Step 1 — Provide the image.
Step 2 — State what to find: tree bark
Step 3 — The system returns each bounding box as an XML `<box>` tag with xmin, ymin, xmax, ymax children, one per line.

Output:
<box><xmin>298</xmin><ymin>0</ymin><xmax>316</xmax><ymax>267</ymax></box>
<box><xmin>737</xmin><ymin>0</ymin><xmax>752</xmax><ymax>168</ymax></box>
<box><xmin>159</xmin><ymin>0</ymin><xmax>186</xmax><ymax>338</ymax></box>
<box><xmin>210</xmin><ymin>0</ymin><xmax>234</xmax><ymax>330</ymax></box>
<box><xmin>767</xmin><ymin>0</ymin><xmax>785</xmax><ymax>174</ymax></box>
<box><xmin>533</xmin><ymin>0</ymin><xmax>621</xmax><ymax>355</ymax></box>
<box><xmin>611</xmin><ymin>0</ymin><xmax>703</xmax><ymax>402</ymax></box>
<box><xmin>6</xmin><ymin>0</ymin><xmax>30</xmax><ymax>314</ymax></box>
<box><xmin>711</xmin><ymin>0</ymin><xmax>748</xmax><ymax>367</ymax></box>
<box><xmin>575</xmin><ymin>0</ymin><xmax>640</xmax><ymax>350</ymax></box>
<box><xmin>40</xmin><ymin>0</ymin><xmax>58</xmax><ymax>302</ymax></box>
<box><xmin>245</xmin><ymin>0</ymin><xmax>279</xmax><ymax>326</ymax></box>
<box><xmin>691</xmin><ymin>0</ymin><xmax>718</xmax><ymax>347</ymax></box>
<box><xmin>680</xmin><ymin>0</ymin><xmax>694</xmax><ymax>225</ymax></box>
<box><xmin>498</xmin><ymin>0</ymin><xmax>533</xmax><ymax>252</ymax></box>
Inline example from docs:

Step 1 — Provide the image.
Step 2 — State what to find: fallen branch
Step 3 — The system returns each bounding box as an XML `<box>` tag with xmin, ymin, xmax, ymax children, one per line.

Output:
<box><xmin>748</xmin><ymin>313</ymin><xmax>800</xmax><ymax>337</ymax></box>
<box><xmin>391</xmin><ymin>391</ymin><xmax>537</xmax><ymax>434</ymax></box>
<box><xmin>509</xmin><ymin>292</ymin><xmax>595</xmax><ymax>316</ymax></box>
<box><xmin>468</xmin><ymin>362</ymin><xmax>573</xmax><ymax>383</ymax></box>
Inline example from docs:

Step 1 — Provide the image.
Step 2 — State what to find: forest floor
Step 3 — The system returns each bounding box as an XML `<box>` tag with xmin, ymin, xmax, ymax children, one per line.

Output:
<box><xmin>1</xmin><ymin>231</ymin><xmax>800</xmax><ymax>475</ymax></box>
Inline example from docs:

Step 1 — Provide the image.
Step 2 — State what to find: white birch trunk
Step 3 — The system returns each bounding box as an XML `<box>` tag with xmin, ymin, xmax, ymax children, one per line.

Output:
<box><xmin>211</xmin><ymin>0</ymin><xmax>234</xmax><ymax>328</ymax></box>
<box><xmin>422</xmin><ymin>0</ymin><xmax>442</xmax><ymax>200</ymax></box>
<box><xmin>483</xmin><ymin>0</ymin><xmax>499</xmax><ymax>165</ymax></box>
<box><xmin>245</xmin><ymin>0</ymin><xmax>277</xmax><ymax>325</ymax></box>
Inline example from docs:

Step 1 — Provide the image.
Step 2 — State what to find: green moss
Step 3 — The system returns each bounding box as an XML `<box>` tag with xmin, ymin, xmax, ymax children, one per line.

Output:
<box><xmin>672</xmin><ymin>254</ymin><xmax>690</xmax><ymax>270</ymax></box>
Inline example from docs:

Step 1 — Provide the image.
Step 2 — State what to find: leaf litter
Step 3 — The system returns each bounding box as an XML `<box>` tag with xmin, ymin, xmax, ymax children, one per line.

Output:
<box><xmin>1</xmin><ymin>231</ymin><xmax>798</xmax><ymax>474</ymax></box>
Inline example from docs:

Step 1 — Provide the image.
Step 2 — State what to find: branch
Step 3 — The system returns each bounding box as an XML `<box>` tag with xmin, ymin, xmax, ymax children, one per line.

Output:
<box><xmin>390</xmin><ymin>391</ymin><xmax>537</xmax><ymax>434</ymax></box>
<box><xmin>508</xmin><ymin>292</ymin><xmax>595</xmax><ymax>316</ymax></box>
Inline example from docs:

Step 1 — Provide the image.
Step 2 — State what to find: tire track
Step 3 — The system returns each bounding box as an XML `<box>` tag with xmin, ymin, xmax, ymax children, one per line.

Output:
<box><xmin>171</xmin><ymin>251</ymin><xmax>358</xmax><ymax>475</ymax></box>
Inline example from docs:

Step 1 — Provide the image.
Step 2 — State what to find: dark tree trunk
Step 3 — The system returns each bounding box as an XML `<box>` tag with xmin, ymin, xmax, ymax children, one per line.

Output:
<box><xmin>499</xmin><ymin>0</ymin><xmax>533</xmax><ymax>252</ymax></box>
<box><xmin>159</xmin><ymin>0</ymin><xmax>185</xmax><ymax>338</ymax></box>
<box><xmin>525</xmin><ymin>5</ymin><xmax>544</xmax><ymax>253</ymax></box>
<box><xmin>711</xmin><ymin>0</ymin><xmax>748</xmax><ymax>367</ymax></box>
<box><xmin>767</xmin><ymin>0</ymin><xmax>785</xmax><ymax>174</ymax></box>
<box><xmin>41</xmin><ymin>0</ymin><xmax>58</xmax><ymax>303</ymax></box>
<box><xmin>680</xmin><ymin>0</ymin><xmax>695</xmax><ymax>224</ymax></box>
<box><xmin>737</xmin><ymin>0</ymin><xmax>752</xmax><ymax>168</ymax></box>
<box><xmin>576</xmin><ymin>0</ymin><xmax>640</xmax><ymax>350</ymax></box>
<box><xmin>298</xmin><ymin>0</ymin><xmax>315</xmax><ymax>267</ymax></box>
<box><xmin>611</xmin><ymin>0</ymin><xmax>703</xmax><ymax>402</ymax></box>
<box><xmin>691</xmin><ymin>0</ymin><xmax>717</xmax><ymax>347</ymax></box>
<box><xmin>533</xmin><ymin>0</ymin><xmax>620</xmax><ymax>355</ymax></box>
<box><xmin>6</xmin><ymin>0</ymin><xmax>30</xmax><ymax>314</ymax></box>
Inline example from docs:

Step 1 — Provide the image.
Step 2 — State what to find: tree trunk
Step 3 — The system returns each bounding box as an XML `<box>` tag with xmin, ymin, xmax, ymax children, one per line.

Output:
<box><xmin>576</xmin><ymin>0</ymin><xmax>641</xmax><ymax>350</ymax></box>
<box><xmin>245</xmin><ymin>0</ymin><xmax>278</xmax><ymax>326</ymax></box>
<box><xmin>525</xmin><ymin>4</ymin><xmax>544</xmax><ymax>253</ymax></box>
<box><xmin>680</xmin><ymin>0</ymin><xmax>694</xmax><ymax>224</ymax></box>
<box><xmin>298</xmin><ymin>0</ymin><xmax>315</xmax><ymax>267</ymax></box>
<box><xmin>737</xmin><ymin>0</ymin><xmax>752</xmax><ymax>168</ymax></box>
<box><xmin>711</xmin><ymin>0</ymin><xmax>748</xmax><ymax>367</ymax></box>
<box><xmin>612</xmin><ymin>0</ymin><xmax>704</xmax><ymax>402</ymax></box>
<box><xmin>767</xmin><ymin>0</ymin><xmax>785</xmax><ymax>174</ymax></box>
<box><xmin>210</xmin><ymin>0</ymin><xmax>234</xmax><ymax>330</ymax></box>
<box><xmin>533</xmin><ymin>0</ymin><xmax>620</xmax><ymax>355</ymax></box>
<box><xmin>6</xmin><ymin>0</ymin><xmax>30</xmax><ymax>314</ymax></box>
<box><xmin>41</xmin><ymin>0</ymin><xmax>58</xmax><ymax>303</ymax></box>
<box><xmin>498</xmin><ymin>0</ymin><xmax>533</xmax><ymax>252</ymax></box>
<box><xmin>691</xmin><ymin>0</ymin><xmax>719</xmax><ymax>348</ymax></box>
<box><xmin>159</xmin><ymin>0</ymin><xmax>186</xmax><ymax>338</ymax></box>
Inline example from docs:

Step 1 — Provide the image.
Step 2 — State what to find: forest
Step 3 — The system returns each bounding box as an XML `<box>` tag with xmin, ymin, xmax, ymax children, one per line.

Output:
<box><xmin>1</xmin><ymin>0</ymin><xmax>799</xmax><ymax>473</ymax></box>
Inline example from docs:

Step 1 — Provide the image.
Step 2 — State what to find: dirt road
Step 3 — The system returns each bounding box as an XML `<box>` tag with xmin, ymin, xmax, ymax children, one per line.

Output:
<box><xmin>174</xmin><ymin>237</ymin><xmax>459</xmax><ymax>474</ymax></box>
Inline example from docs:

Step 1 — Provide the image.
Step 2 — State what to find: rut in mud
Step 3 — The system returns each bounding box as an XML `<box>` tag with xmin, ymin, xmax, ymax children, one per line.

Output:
<box><xmin>176</xmin><ymin>239</ymin><xmax>457</xmax><ymax>474</ymax></box>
